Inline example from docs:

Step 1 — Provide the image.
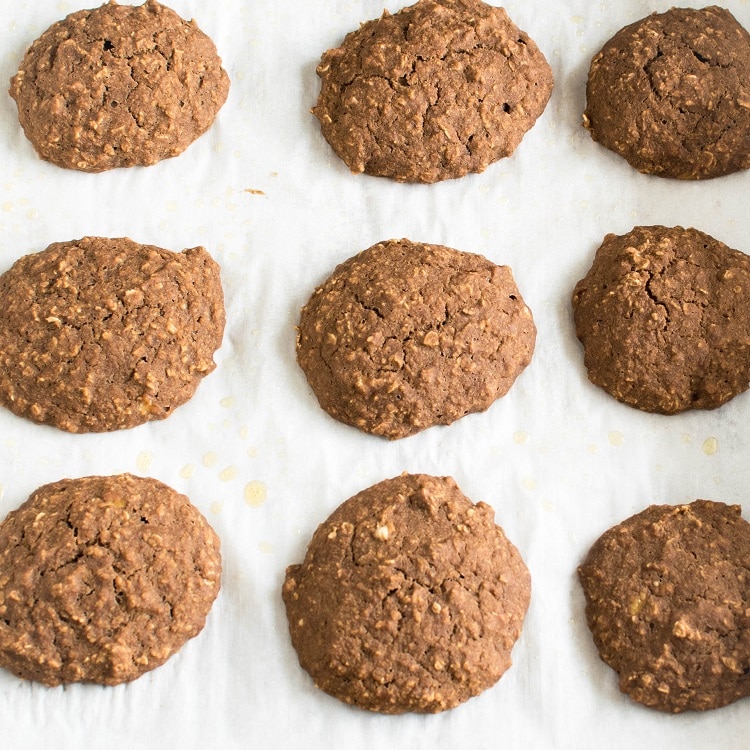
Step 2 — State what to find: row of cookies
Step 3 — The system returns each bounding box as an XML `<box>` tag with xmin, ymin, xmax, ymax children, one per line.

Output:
<box><xmin>2</xmin><ymin>467</ymin><xmax>748</xmax><ymax>716</ymax></box>
<box><xmin>8</xmin><ymin>2</ymin><xmax>750</xmax><ymax>184</ymax></box>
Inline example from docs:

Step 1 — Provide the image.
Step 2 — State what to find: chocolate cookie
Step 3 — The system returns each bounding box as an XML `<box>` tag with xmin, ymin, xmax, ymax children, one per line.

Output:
<box><xmin>283</xmin><ymin>473</ymin><xmax>530</xmax><ymax>713</ymax></box>
<box><xmin>297</xmin><ymin>239</ymin><xmax>536</xmax><ymax>439</ymax></box>
<box><xmin>9</xmin><ymin>0</ymin><xmax>229</xmax><ymax>172</ymax></box>
<box><xmin>0</xmin><ymin>474</ymin><xmax>221</xmax><ymax>686</ymax></box>
<box><xmin>313</xmin><ymin>0</ymin><xmax>553</xmax><ymax>183</ymax></box>
<box><xmin>583</xmin><ymin>7</ymin><xmax>750</xmax><ymax>180</ymax></box>
<box><xmin>578</xmin><ymin>500</ymin><xmax>750</xmax><ymax>712</ymax></box>
<box><xmin>0</xmin><ymin>236</ymin><xmax>225</xmax><ymax>432</ymax></box>
<box><xmin>572</xmin><ymin>226</ymin><xmax>750</xmax><ymax>414</ymax></box>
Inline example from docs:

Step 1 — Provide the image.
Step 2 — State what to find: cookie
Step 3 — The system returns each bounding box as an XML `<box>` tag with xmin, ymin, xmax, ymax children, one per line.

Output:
<box><xmin>0</xmin><ymin>474</ymin><xmax>221</xmax><ymax>686</ymax></box>
<box><xmin>297</xmin><ymin>239</ymin><xmax>536</xmax><ymax>439</ymax></box>
<box><xmin>572</xmin><ymin>225</ymin><xmax>750</xmax><ymax>414</ymax></box>
<box><xmin>313</xmin><ymin>0</ymin><xmax>553</xmax><ymax>183</ymax></box>
<box><xmin>282</xmin><ymin>473</ymin><xmax>530</xmax><ymax>713</ymax></box>
<box><xmin>9</xmin><ymin>0</ymin><xmax>229</xmax><ymax>172</ymax></box>
<box><xmin>0</xmin><ymin>236</ymin><xmax>225</xmax><ymax>433</ymax></box>
<box><xmin>578</xmin><ymin>500</ymin><xmax>750</xmax><ymax>712</ymax></box>
<box><xmin>583</xmin><ymin>7</ymin><xmax>750</xmax><ymax>180</ymax></box>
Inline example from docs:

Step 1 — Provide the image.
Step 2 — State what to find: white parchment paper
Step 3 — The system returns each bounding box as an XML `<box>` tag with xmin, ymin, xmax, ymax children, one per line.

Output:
<box><xmin>1</xmin><ymin>1</ymin><xmax>748</xmax><ymax>748</ymax></box>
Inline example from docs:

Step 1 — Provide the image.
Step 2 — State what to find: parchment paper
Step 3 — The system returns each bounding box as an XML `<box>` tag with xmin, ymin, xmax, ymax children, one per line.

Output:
<box><xmin>1</xmin><ymin>1</ymin><xmax>748</xmax><ymax>748</ymax></box>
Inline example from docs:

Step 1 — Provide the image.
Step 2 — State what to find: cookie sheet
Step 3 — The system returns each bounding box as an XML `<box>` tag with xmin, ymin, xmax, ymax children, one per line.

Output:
<box><xmin>0</xmin><ymin>1</ymin><xmax>748</xmax><ymax>748</ymax></box>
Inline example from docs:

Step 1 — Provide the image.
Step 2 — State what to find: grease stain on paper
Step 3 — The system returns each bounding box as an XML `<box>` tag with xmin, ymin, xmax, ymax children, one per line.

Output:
<box><xmin>219</xmin><ymin>466</ymin><xmax>238</xmax><ymax>482</ymax></box>
<box><xmin>245</xmin><ymin>480</ymin><xmax>267</xmax><ymax>507</ymax></box>
<box><xmin>203</xmin><ymin>451</ymin><xmax>218</xmax><ymax>468</ymax></box>
<box><xmin>702</xmin><ymin>437</ymin><xmax>718</xmax><ymax>456</ymax></box>
<box><xmin>180</xmin><ymin>464</ymin><xmax>195</xmax><ymax>480</ymax></box>
<box><xmin>608</xmin><ymin>431</ymin><xmax>624</xmax><ymax>446</ymax></box>
<box><xmin>136</xmin><ymin>450</ymin><xmax>154</xmax><ymax>472</ymax></box>
<box><xmin>513</xmin><ymin>431</ymin><xmax>529</xmax><ymax>445</ymax></box>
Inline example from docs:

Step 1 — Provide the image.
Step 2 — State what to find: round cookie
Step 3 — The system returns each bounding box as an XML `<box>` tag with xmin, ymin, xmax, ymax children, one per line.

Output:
<box><xmin>572</xmin><ymin>225</ymin><xmax>750</xmax><ymax>414</ymax></box>
<box><xmin>0</xmin><ymin>236</ymin><xmax>225</xmax><ymax>433</ymax></box>
<box><xmin>9</xmin><ymin>0</ymin><xmax>230</xmax><ymax>172</ymax></box>
<box><xmin>282</xmin><ymin>473</ymin><xmax>530</xmax><ymax>714</ymax></box>
<box><xmin>583</xmin><ymin>7</ymin><xmax>750</xmax><ymax>180</ymax></box>
<box><xmin>297</xmin><ymin>239</ymin><xmax>536</xmax><ymax>439</ymax></box>
<box><xmin>578</xmin><ymin>500</ymin><xmax>750</xmax><ymax>712</ymax></box>
<box><xmin>0</xmin><ymin>474</ymin><xmax>221</xmax><ymax>686</ymax></box>
<box><xmin>313</xmin><ymin>0</ymin><xmax>553</xmax><ymax>183</ymax></box>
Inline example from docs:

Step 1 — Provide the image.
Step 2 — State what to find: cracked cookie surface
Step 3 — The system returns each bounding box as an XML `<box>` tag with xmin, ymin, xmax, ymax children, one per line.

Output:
<box><xmin>0</xmin><ymin>474</ymin><xmax>221</xmax><ymax>686</ymax></box>
<box><xmin>9</xmin><ymin>0</ymin><xmax>229</xmax><ymax>172</ymax></box>
<box><xmin>313</xmin><ymin>0</ymin><xmax>553</xmax><ymax>183</ymax></box>
<box><xmin>572</xmin><ymin>226</ymin><xmax>750</xmax><ymax>414</ymax></box>
<box><xmin>578</xmin><ymin>500</ymin><xmax>750</xmax><ymax>712</ymax></box>
<box><xmin>583</xmin><ymin>6</ymin><xmax>750</xmax><ymax>179</ymax></box>
<box><xmin>297</xmin><ymin>239</ymin><xmax>536</xmax><ymax>439</ymax></box>
<box><xmin>282</xmin><ymin>473</ymin><xmax>530</xmax><ymax>713</ymax></box>
<box><xmin>0</xmin><ymin>236</ymin><xmax>225</xmax><ymax>432</ymax></box>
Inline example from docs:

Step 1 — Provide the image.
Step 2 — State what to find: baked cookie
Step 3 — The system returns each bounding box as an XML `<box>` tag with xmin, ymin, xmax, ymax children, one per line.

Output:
<box><xmin>283</xmin><ymin>473</ymin><xmax>530</xmax><ymax>713</ymax></box>
<box><xmin>9</xmin><ymin>0</ymin><xmax>229</xmax><ymax>172</ymax></box>
<box><xmin>0</xmin><ymin>236</ymin><xmax>225</xmax><ymax>432</ymax></box>
<box><xmin>313</xmin><ymin>0</ymin><xmax>553</xmax><ymax>183</ymax></box>
<box><xmin>583</xmin><ymin>7</ymin><xmax>750</xmax><ymax>180</ymax></box>
<box><xmin>578</xmin><ymin>500</ymin><xmax>750</xmax><ymax>712</ymax></box>
<box><xmin>0</xmin><ymin>474</ymin><xmax>221</xmax><ymax>686</ymax></box>
<box><xmin>572</xmin><ymin>225</ymin><xmax>750</xmax><ymax>414</ymax></box>
<box><xmin>297</xmin><ymin>239</ymin><xmax>536</xmax><ymax>439</ymax></box>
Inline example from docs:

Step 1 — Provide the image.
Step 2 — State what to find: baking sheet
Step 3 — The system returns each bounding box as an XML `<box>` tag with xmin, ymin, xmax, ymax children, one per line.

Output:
<box><xmin>1</xmin><ymin>1</ymin><xmax>749</xmax><ymax>748</ymax></box>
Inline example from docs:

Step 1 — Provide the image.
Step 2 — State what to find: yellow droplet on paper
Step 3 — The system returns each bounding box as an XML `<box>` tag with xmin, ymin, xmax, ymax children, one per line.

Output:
<box><xmin>219</xmin><ymin>466</ymin><xmax>238</xmax><ymax>482</ymax></box>
<box><xmin>136</xmin><ymin>450</ymin><xmax>154</xmax><ymax>472</ymax></box>
<box><xmin>702</xmin><ymin>437</ymin><xmax>718</xmax><ymax>456</ymax></box>
<box><xmin>513</xmin><ymin>431</ymin><xmax>529</xmax><ymax>445</ymax></box>
<box><xmin>179</xmin><ymin>464</ymin><xmax>195</xmax><ymax>480</ymax></box>
<box><xmin>244</xmin><ymin>481</ymin><xmax>267</xmax><ymax>507</ymax></box>
<box><xmin>608</xmin><ymin>431</ymin><xmax>624</xmax><ymax>446</ymax></box>
<box><xmin>202</xmin><ymin>451</ymin><xmax>218</xmax><ymax>468</ymax></box>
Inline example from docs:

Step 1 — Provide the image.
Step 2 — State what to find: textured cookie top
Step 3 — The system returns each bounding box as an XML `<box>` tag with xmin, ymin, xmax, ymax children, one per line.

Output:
<box><xmin>0</xmin><ymin>474</ymin><xmax>221</xmax><ymax>686</ymax></box>
<box><xmin>0</xmin><ymin>236</ymin><xmax>225</xmax><ymax>432</ymax></box>
<box><xmin>9</xmin><ymin>0</ymin><xmax>230</xmax><ymax>172</ymax></box>
<box><xmin>283</xmin><ymin>473</ymin><xmax>530</xmax><ymax>713</ymax></box>
<box><xmin>572</xmin><ymin>225</ymin><xmax>750</xmax><ymax>414</ymax></box>
<box><xmin>578</xmin><ymin>500</ymin><xmax>750</xmax><ymax>712</ymax></box>
<box><xmin>583</xmin><ymin>6</ymin><xmax>750</xmax><ymax>180</ymax></box>
<box><xmin>313</xmin><ymin>0</ymin><xmax>553</xmax><ymax>182</ymax></box>
<box><xmin>297</xmin><ymin>239</ymin><xmax>536</xmax><ymax>439</ymax></box>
